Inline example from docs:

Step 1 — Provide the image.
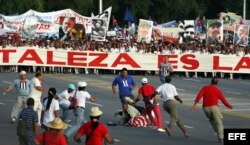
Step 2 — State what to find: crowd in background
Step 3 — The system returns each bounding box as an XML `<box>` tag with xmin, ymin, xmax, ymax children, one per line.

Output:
<box><xmin>0</xmin><ymin>36</ymin><xmax>250</xmax><ymax>79</ymax></box>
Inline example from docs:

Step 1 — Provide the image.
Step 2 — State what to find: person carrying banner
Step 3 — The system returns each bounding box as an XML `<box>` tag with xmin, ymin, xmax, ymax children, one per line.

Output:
<box><xmin>159</xmin><ymin>56</ymin><xmax>173</xmax><ymax>83</ymax></box>
<box><xmin>3</xmin><ymin>71</ymin><xmax>31</xmax><ymax>123</ymax></box>
<box><xmin>155</xmin><ymin>76</ymin><xmax>189</xmax><ymax>137</ymax></box>
<box><xmin>192</xmin><ymin>77</ymin><xmax>233</xmax><ymax>143</ymax></box>
<box><xmin>29</xmin><ymin>72</ymin><xmax>48</xmax><ymax>125</ymax></box>
<box><xmin>135</xmin><ymin>78</ymin><xmax>164</xmax><ymax>132</ymax></box>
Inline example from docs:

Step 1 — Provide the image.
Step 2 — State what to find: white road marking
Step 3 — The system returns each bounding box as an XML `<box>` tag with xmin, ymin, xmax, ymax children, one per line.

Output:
<box><xmin>2</xmin><ymin>81</ymin><xmax>13</xmax><ymax>85</ymax></box>
<box><xmin>114</xmin><ymin>139</ymin><xmax>121</xmax><ymax>142</ymax></box>
<box><xmin>182</xmin><ymin>98</ymin><xmax>195</xmax><ymax>101</ymax></box>
<box><xmin>101</xmin><ymin>76</ymin><xmax>115</xmax><ymax>79</ymax></box>
<box><xmin>183</xmin><ymin>78</ymin><xmax>201</xmax><ymax>82</ymax></box>
<box><xmin>0</xmin><ymin>102</ymin><xmax>5</xmax><ymax>105</ymax></box>
<box><xmin>165</xmin><ymin>121</ymin><xmax>194</xmax><ymax>129</ymax></box>
<box><xmin>240</xmin><ymin>82</ymin><xmax>250</xmax><ymax>85</ymax></box>
<box><xmin>231</xmin><ymin>103</ymin><xmax>250</xmax><ymax>106</ymax></box>
<box><xmin>225</xmin><ymin>91</ymin><xmax>241</xmax><ymax>95</ymax></box>
<box><xmin>177</xmin><ymin>88</ymin><xmax>185</xmax><ymax>91</ymax></box>
<box><xmin>224</xmin><ymin>109</ymin><xmax>250</xmax><ymax>111</ymax></box>
<box><xmin>87</xmin><ymin>102</ymin><xmax>103</xmax><ymax>107</ymax></box>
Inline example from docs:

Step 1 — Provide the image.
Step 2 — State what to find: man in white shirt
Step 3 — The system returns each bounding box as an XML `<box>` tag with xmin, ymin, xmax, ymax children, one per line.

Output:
<box><xmin>65</xmin><ymin>81</ymin><xmax>96</xmax><ymax>138</ymax></box>
<box><xmin>155</xmin><ymin>76</ymin><xmax>189</xmax><ymax>138</ymax></box>
<box><xmin>58</xmin><ymin>84</ymin><xmax>76</xmax><ymax>122</ymax></box>
<box><xmin>29</xmin><ymin>72</ymin><xmax>48</xmax><ymax>125</ymax></box>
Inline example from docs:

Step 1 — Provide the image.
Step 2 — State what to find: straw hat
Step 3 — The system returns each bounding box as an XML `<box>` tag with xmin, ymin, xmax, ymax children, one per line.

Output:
<box><xmin>47</xmin><ymin>118</ymin><xmax>68</xmax><ymax>130</ymax></box>
<box><xmin>90</xmin><ymin>107</ymin><xmax>103</xmax><ymax>117</ymax></box>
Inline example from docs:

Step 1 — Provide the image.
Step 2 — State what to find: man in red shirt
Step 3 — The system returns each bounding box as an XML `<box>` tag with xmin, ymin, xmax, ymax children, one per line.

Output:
<box><xmin>192</xmin><ymin>77</ymin><xmax>233</xmax><ymax>143</ymax></box>
<box><xmin>136</xmin><ymin>78</ymin><xmax>164</xmax><ymax>132</ymax></box>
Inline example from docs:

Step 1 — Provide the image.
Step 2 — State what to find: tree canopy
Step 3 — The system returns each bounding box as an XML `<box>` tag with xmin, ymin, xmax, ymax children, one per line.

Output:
<box><xmin>0</xmin><ymin>0</ymin><xmax>248</xmax><ymax>23</ymax></box>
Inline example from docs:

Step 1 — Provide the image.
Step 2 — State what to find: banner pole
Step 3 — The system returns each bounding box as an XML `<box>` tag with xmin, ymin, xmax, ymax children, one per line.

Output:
<box><xmin>99</xmin><ymin>0</ymin><xmax>103</xmax><ymax>14</ymax></box>
<box><xmin>243</xmin><ymin>0</ymin><xmax>246</xmax><ymax>20</ymax></box>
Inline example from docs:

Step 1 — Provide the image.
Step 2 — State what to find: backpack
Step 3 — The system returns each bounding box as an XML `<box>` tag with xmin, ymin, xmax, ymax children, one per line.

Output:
<box><xmin>69</xmin><ymin>91</ymin><xmax>78</xmax><ymax>110</ymax></box>
<box><xmin>17</xmin><ymin>110</ymin><xmax>27</xmax><ymax>137</ymax></box>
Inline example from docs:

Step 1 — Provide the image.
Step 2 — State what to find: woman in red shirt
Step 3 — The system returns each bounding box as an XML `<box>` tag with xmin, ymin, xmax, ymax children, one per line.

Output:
<box><xmin>35</xmin><ymin>118</ymin><xmax>68</xmax><ymax>145</ymax></box>
<box><xmin>74</xmin><ymin>107</ymin><xmax>114</xmax><ymax>145</ymax></box>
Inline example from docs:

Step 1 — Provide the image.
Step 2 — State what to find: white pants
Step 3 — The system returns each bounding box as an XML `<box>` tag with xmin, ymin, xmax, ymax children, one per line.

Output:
<box><xmin>33</xmin><ymin>100</ymin><xmax>42</xmax><ymax>125</ymax></box>
<box><xmin>11</xmin><ymin>96</ymin><xmax>28</xmax><ymax>119</ymax></box>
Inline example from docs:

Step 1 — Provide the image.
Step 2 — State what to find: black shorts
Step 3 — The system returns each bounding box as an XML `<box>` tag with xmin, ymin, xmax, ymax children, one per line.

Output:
<box><xmin>119</xmin><ymin>95</ymin><xmax>134</xmax><ymax>104</ymax></box>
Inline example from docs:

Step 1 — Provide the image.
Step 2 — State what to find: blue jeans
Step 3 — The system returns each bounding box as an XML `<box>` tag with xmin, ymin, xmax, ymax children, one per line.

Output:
<box><xmin>65</xmin><ymin>108</ymin><xmax>86</xmax><ymax>137</ymax></box>
<box><xmin>60</xmin><ymin>103</ymin><xmax>70</xmax><ymax>121</ymax></box>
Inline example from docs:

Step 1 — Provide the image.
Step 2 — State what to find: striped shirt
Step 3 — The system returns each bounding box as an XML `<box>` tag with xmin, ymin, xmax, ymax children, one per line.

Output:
<box><xmin>19</xmin><ymin>107</ymin><xmax>38</xmax><ymax>137</ymax></box>
<box><xmin>10</xmin><ymin>79</ymin><xmax>31</xmax><ymax>96</ymax></box>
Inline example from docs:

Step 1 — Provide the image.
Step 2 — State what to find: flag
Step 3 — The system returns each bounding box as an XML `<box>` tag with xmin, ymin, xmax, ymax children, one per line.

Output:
<box><xmin>95</xmin><ymin>7</ymin><xmax>112</xmax><ymax>30</ymax></box>
<box><xmin>124</xmin><ymin>7</ymin><xmax>135</xmax><ymax>22</ymax></box>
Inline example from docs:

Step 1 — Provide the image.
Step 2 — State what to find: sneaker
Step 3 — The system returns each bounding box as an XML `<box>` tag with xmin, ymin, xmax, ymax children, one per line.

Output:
<box><xmin>218</xmin><ymin>139</ymin><xmax>223</xmax><ymax>143</ymax></box>
<box><xmin>165</xmin><ymin>125</ymin><xmax>172</xmax><ymax>136</ymax></box>
<box><xmin>11</xmin><ymin>117</ymin><xmax>16</xmax><ymax>123</ymax></box>
<box><xmin>157</xmin><ymin>128</ymin><xmax>166</xmax><ymax>132</ymax></box>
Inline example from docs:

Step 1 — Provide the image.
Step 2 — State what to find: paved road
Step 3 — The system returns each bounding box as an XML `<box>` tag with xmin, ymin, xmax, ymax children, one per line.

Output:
<box><xmin>0</xmin><ymin>73</ymin><xmax>249</xmax><ymax>145</ymax></box>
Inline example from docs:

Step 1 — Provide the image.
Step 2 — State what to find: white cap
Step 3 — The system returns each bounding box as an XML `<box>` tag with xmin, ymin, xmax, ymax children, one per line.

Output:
<box><xmin>20</xmin><ymin>71</ymin><xmax>27</xmax><ymax>75</ymax></box>
<box><xmin>78</xmin><ymin>81</ymin><xmax>87</xmax><ymax>87</ymax></box>
<box><xmin>141</xmin><ymin>78</ymin><xmax>148</xmax><ymax>84</ymax></box>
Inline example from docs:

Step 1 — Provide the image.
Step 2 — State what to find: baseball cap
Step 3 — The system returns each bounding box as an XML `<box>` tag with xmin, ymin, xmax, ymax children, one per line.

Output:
<box><xmin>78</xmin><ymin>81</ymin><xmax>87</xmax><ymax>87</ymax></box>
<box><xmin>141</xmin><ymin>78</ymin><xmax>148</xmax><ymax>83</ymax></box>
<box><xmin>68</xmin><ymin>84</ymin><xmax>76</xmax><ymax>90</ymax></box>
<box><xmin>20</xmin><ymin>71</ymin><xmax>27</xmax><ymax>75</ymax></box>
<box><xmin>208</xmin><ymin>19</ymin><xmax>222</xmax><ymax>28</ymax></box>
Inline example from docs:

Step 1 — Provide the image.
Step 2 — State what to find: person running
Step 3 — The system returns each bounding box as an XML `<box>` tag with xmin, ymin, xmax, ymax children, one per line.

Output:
<box><xmin>65</xmin><ymin>81</ymin><xmax>96</xmax><ymax>138</ymax></box>
<box><xmin>3</xmin><ymin>71</ymin><xmax>31</xmax><ymax>123</ymax></box>
<box><xmin>18</xmin><ymin>98</ymin><xmax>39</xmax><ymax>145</ymax></box>
<box><xmin>74</xmin><ymin>107</ymin><xmax>114</xmax><ymax>145</ymax></box>
<box><xmin>41</xmin><ymin>88</ymin><xmax>60</xmax><ymax>130</ymax></box>
<box><xmin>29</xmin><ymin>72</ymin><xmax>48</xmax><ymax>125</ymax></box>
<box><xmin>155</xmin><ymin>76</ymin><xmax>189</xmax><ymax>137</ymax></box>
<box><xmin>135</xmin><ymin>78</ymin><xmax>164</xmax><ymax>132</ymax></box>
<box><xmin>192</xmin><ymin>77</ymin><xmax>233</xmax><ymax>143</ymax></box>
<box><xmin>112</xmin><ymin>67</ymin><xmax>136</xmax><ymax>112</ymax></box>
<box><xmin>35</xmin><ymin>118</ymin><xmax>68</xmax><ymax>145</ymax></box>
<box><xmin>58</xmin><ymin>84</ymin><xmax>76</xmax><ymax>123</ymax></box>
<box><xmin>159</xmin><ymin>56</ymin><xmax>173</xmax><ymax>83</ymax></box>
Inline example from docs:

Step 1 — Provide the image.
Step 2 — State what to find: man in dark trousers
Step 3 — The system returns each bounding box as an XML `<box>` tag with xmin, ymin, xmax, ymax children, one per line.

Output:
<box><xmin>18</xmin><ymin>98</ymin><xmax>39</xmax><ymax>145</ymax></box>
<box><xmin>192</xmin><ymin>77</ymin><xmax>233</xmax><ymax>143</ymax></box>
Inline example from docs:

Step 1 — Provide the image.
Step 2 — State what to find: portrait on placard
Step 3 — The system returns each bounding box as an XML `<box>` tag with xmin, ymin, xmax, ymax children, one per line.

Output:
<box><xmin>234</xmin><ymin>24</ymin><xmax>249</xmax><ymax>46</ymax></box>
<box><xmin>206</xmin><ymin>19</ymin><xmax>223</xmax><ymax>45</ymax></box>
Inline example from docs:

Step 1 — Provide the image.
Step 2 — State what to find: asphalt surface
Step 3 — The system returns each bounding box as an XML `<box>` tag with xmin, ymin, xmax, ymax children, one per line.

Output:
<box><xmin>0</xmin><ymin>73</ymin><xmax>250</xmax><ymax>145</ymax></box>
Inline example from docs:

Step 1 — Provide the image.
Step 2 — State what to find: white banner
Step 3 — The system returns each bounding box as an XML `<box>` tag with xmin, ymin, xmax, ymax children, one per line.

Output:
<box><xmin>0</xmin><ymin>48</ymin><xmax>250</xmax><ymax>73</ymax></box>
<box><xmin>0</xmin><ymin>9</ymin><xmax>93</xmax><ymax>38</ymax></box>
